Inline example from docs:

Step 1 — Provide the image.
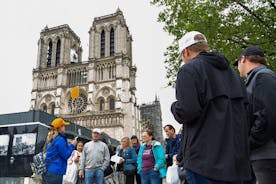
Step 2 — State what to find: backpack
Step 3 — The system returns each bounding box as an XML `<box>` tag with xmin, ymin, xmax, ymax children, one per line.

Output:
<box><xmin>30</xmin><ymin>136</ymin><xmax>61</xmax><ymax>175</ymax></box>
<box><xmin>30</xmin><ymin>152</ymin><xmax>47</xmax><ymax>174</ymax></box>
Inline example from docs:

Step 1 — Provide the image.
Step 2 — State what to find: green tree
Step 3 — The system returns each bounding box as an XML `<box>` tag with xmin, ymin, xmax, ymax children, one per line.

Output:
<box><xmin>151</xmin><ymin>0</ymin><xmax>276</xmax><ymax>86</ymax></box>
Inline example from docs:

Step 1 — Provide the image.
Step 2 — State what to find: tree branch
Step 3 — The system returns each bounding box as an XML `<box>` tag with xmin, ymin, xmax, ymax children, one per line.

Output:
<box><xmin>235</xmin><ymin>1</ymin><xmax>270</xmax><ymax>27</ymax></box>
<box><xmin>228</xmin><ymin>38</ymin><xmax>247</xmax><ymax>48</ymax></box>
<box><xmin>267</xmin><ymin>0</ymin><xmax>276</xmax><ymax>10</ymax></box>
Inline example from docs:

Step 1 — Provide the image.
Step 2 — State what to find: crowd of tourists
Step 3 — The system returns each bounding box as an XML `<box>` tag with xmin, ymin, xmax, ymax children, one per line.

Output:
<box><xmin>41</xmin><ymin>118</ymin><xmax>169</xmax><ymax>184</ymax></box>
<box><xmin>40</xmin><ymin>31</ymin><xmax>276</xmax><ymax>184</ymax></box>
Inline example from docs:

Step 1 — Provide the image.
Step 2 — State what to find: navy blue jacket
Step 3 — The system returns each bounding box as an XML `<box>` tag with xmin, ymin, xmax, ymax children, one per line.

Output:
<box><xmin>165</xmin><ymin>134</ymin><xmax>181</xmax><ymax>166</ymax></box>
<box><xmin>46</xmin><ymin>133</ymin><xmax>75</xmax><ymax>175</ymax></box>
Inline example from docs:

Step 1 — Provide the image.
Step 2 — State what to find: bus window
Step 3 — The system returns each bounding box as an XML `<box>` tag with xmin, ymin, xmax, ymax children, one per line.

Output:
<box><xmin>0</xmin><ymin>134</ymin><xmax>9</xmax><ymax>156</ymax></box>
<box><xmin>12</xmin><ymin>133</ymin><xmax>36</xmax><ymax>155</ymax></box>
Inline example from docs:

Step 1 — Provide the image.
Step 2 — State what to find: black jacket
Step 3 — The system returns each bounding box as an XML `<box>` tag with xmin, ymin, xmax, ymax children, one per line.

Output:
<box><xmin>171</xmin><ymin>52</ymin><xmax>251</xmax><ymax>181</ymax></box>
<box><xmin>245</xmin><ymin>65</ymin><xmax>276</xmax><ymax>160</ymax></box>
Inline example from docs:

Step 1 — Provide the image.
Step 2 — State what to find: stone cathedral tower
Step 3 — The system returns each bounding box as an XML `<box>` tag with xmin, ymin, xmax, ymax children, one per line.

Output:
<box><xmin>31</xmin><ymin>9</ymin><xmax>140</xmax><ymax>139</ymax></box>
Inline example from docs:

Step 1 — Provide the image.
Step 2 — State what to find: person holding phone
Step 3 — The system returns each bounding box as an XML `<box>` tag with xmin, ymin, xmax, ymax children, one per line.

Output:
<box><xmin>43</xmin><ymin>118</ymin><xmax>77</xmax><ymax>184</ymax></box>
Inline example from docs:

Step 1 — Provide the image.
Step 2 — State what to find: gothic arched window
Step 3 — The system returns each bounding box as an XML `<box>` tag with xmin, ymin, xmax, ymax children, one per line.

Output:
<box><xmin>47</xmin><ymin>41</ymin><xmax>52</xmax><ymax>67</ymax></box>
<box><xmin>109</xmin><ymin>65</ymin><xmax>112</xmax><ymax>79</ymax></box>
<box><xmin>56</xmin><ymin>39</ymin><xmax>61</xmax><ymax>66</ymax></box>
<box><xmin>100</xmin><ymin>30</ymin><xmax>105</xmax><ymax>57</ymax></box>
<box><xmin>99</xmin><ymin>99</ymin><xmax>105</xmax><ymax>111</ymax></box>
<box><xmin>110</xmin><ymin>28</ymin><xmax>114</xmax><ymax>56</ymax></box>
<box><xmin>42</xmin><ymin>104</ymin><xmax>47</xmax><ymax>112</ymax></box>
<box><xmin>51</xmin><ymin>103</ymin><xmax>55</xmax><ymax>115</ymax></box>
<box><xmin>109</xmin><ymin>98</ymin><xmax>115</xmax><ymax>110</ymax></box>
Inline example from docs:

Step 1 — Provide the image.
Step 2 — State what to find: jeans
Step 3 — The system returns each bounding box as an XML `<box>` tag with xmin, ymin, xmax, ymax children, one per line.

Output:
<box><xmin>42</xmin><ymin>171</ymin><xmax>63</xmax><ymax>184</ymax></box>
<box><xmin>85</xmin><ymin>169</ymin><xmax>104</xmax><ymax>184</ymax></box>
<box><xmin>140</xmin><ymin>169</ymin><xmax>161</xmax><ymax>184</ymax></box>
<box><xmin>185</xmin><ymin>169</ymin><xmax>244</xmax><ymax>184</ymax></box>
<box><xmin>252</xmin><ymin>159</ymin><xmax>276</xmax><ymax>184</ymax></box>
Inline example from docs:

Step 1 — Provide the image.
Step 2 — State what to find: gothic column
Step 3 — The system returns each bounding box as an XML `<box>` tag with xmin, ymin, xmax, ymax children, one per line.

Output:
<box><xmin>51</xmin><ymin>40</ymin><xmax>57</xmax><ymax>67</ymax></box>
<box><xmin>36</xmin><ymin>38</ymin><xmax>43</xmax><ymax>68</ymax></box>
<box><xmin>60</xmin><ymin>37</ymin><xmax>65</xmax><ymax>65</ymax></box>
<box><xmin>89</xmin><ymin>26</ymin><xmax>96</xmax><ymax>59</ymax></box>
<box><xmin>115</xmin><ymin>24</ymin><xmax>121</xmax><ymax>53</ymax></box>
<box><xmin>105</xmin><ymin>27</ymin><xmax>110</xmax><ymax>57</ymax></box>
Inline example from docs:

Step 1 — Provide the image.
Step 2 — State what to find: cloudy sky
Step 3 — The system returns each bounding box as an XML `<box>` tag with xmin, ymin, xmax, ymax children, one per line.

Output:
<box><xmin>0</xmin><ymin>0</ymin><xmax>181</xmax><ymax>132</ymax></box>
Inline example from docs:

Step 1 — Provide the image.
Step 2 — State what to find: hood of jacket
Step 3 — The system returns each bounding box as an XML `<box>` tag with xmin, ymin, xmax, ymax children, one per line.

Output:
<box><xmin>141</xmin><ymin>140</ymin><xmax>161</xmax><ymax>147</ymax></box>
<box><xmin>196</xmin><ymin>52</ymin><xmax>229</xmax><ymax>70</ymax></box>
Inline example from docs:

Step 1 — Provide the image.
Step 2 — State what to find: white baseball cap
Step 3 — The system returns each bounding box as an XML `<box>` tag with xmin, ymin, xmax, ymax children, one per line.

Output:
<box><xmin>92</xmin><ymin>128</ymin><xmax>101</xmax><ymax>134</ymax></box>
<box><xmin>178</xmin><ymin>31</ymin><xmax>207</xmax><ymax>60</ymax></box>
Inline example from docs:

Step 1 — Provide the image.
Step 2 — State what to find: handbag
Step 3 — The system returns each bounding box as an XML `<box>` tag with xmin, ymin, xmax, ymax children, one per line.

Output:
<box><xmin>30</xmin><ymin>152</ymin><xmax>47</xmax><ymax>175</ymax></box>
<box><xmin>166</xmin><ymin>164</ymin><xmax>181</xmax><ymax>184</ymax></box>
<box><xmin>118</xmin><ymin>148</ymin><xmax>136</xmax><ymax>176</ymax></box>
<box><xmin>31</xmin><ymin>136</ymin><xmax>61</xmax><ymax>175</ymax></box>
<box><xmin>123</xmin><ymin>163</ymin><xmax>136</xmax><ymax>175</ymax></box>
<box><xmin>63</xmin><ymin>150</ymin><xmax>79</xmax><ymax>184</ymax></box>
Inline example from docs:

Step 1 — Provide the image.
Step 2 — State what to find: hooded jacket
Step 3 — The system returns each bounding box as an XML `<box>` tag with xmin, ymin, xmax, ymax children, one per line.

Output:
<box><xmin>137</xmin><ymin>140</ymin><xmax>167</xmax><ymax>178</ymax></box>
<box><xmin>171</xmin><ymin>52</ymin><xmax>251</xmax><ymax>181</ymax></box>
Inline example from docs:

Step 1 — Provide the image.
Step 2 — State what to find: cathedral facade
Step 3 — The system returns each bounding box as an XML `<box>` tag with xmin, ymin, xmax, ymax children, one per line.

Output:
<box><xmin>30</xmin><ymin>9</ymin><xmax>140</xmax><ymax>140</ymax></box>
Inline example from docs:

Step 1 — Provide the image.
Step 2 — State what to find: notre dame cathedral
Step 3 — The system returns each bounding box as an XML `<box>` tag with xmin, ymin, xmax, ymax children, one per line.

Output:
<box><xmin>30</xmin><ymin>9</ymin><xmax>143</xmax><ymax>140</ymax></box>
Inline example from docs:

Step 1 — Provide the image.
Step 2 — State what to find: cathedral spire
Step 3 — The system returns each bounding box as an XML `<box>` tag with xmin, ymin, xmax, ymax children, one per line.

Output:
<box><xmin>155</xmin><ymin>94</ymin><xmax>159</xmax><ymax>102</ymax></box>
<box><xmin>116</xmin><ymin>7</ymin><xmax>122</xmax><ymax>13</ymax></box>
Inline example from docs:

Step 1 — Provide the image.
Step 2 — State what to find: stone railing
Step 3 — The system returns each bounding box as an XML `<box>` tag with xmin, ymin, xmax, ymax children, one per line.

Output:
<box><xmin>37</xmin><ymin>71</ymin><xmax>58</xmax><ymax>90</ymax></box>
<box><xmin>67</xmin><ymin>65</ymin><xmax>88</xmax><ymax>87</ymax></box>
<box><xmin>63</xmin><ymin>110</ymin><xmax>124</xmax><ymax>129</ymax></box>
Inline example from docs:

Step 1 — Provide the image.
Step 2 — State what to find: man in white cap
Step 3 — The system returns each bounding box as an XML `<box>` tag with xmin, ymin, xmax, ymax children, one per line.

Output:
<box><xmin>171</xmin><ymin>31</ymin><xmax>251</xmax><ymax>183</ymax></box>
<box><xmin>79</xmin><ymin>128</ymin><xmax>110</xmax><ymax>184</ymax></box>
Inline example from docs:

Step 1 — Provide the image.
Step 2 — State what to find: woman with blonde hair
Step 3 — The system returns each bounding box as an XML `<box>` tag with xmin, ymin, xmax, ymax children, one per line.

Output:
<box><xmin>42</xmin><ymin>118</ymin><xmax>77</xmax><ymax>184</ymax></box>
<box><xmin>117</xmin><ymin>136</ymin><xmax>137</xmax><ymax>184</ymax></box>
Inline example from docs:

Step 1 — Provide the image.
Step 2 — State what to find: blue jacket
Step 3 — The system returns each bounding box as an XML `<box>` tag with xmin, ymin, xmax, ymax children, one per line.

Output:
<box><xmin>117</xmin><ymin>147</ymin><xmax>137</xmax><ymax>173</ymax></box>
<box><xmin>165</xmin><ymin>134</ymin><xmax>181</xmax><ymax>166</ymax></box>
<box><xmin>137</xmin><ymin>140</ymin><xmax>166</xmax><ymax>178</ymax></box>
<box><xmin>118</xmin><ymin>147</ymin><xmax>137</xmax><ymax>165</ymax></box>
<box><xmin>46</xmin><ymin>133</ymin><xmax>75</xmax><ymax>175</ymax></box>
